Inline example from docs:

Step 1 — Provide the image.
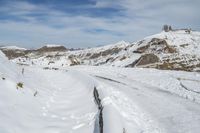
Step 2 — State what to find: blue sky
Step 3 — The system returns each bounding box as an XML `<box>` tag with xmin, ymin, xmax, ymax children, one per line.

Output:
<box><xmin>0</xmin><ymin>0</ymin><xmax>199</xmax><ymax>48</ymax></box>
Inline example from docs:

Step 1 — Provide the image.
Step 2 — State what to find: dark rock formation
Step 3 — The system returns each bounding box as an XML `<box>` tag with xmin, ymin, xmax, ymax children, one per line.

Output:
<box><xmin>0</xmin><ymin>49</ymin><xmax>26</xmax><ymax>59</ymax></box>
<box><xmin>134</xmin><ymin>38</ymin><xmax>176</xmax><ymax>54</ymax></box>
<box><xmin>37</xmin><ymin>46</ymin><xmax>67</xmax><ymax>52</ymax></box>
<box><xmin>136</xmin><ymin>54</ymin><xmax>160</xmax><ymax>66</ymax></box>
<box><xmin>68</xmin><ymin>55</ymin><xmax>80</xmax><ymax>66</ymax></box>
<box><xmin>89</xmin><ymin>47</ymin><xmax>122</xmax><ymax>59</ymax></box>
<box><xmin>126</xmin><ymin>54</ymin><xmax>160</xmax><ymax>67</ymax></box>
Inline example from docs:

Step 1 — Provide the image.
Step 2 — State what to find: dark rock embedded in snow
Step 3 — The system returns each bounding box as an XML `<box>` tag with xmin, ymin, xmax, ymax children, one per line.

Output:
<box><xmin>37</xmin><ymin>46</ymin><xmax>67</xmax><ymax>52</ymax></box>
<box><xmin>136</xmin><ymin>54</ymin><xmax>160</xmax><ymax>66</ymax></box>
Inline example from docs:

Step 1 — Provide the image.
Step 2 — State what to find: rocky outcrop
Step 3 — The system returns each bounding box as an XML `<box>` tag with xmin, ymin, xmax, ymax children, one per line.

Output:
<box><xmin>0</xmin><ymin>49</ymin><xmax>26</xmax><ymax>59</ymax></box>
<box><xmin>134</xmin><ymin>38</ymin><xmax>176</xmax><ymax>54</ymax></box>
<box><xmin>126</xmin><ymin>54</ymin><xmax>160</xmax><ymax>67</ymax></box>
<box><xmin>136</xmin><ymin>54</ymin><xmax>160</xmax><ymax>66</ymax></box>
<box><xmin>155</xmin><ymin>54</ymin><xmax>200</xmax><ymax>71</ymax></box>
<box><xmin>89</xmin><ymin>47</ymin><xmax>123</xmax><ymax>59</ymax></box>
<box><xmin>0</xmin><ymin>45</ymin><xmax>67</xmax><ymax>59</ymax></box>
<box><xmin>37</xmin><ymin>46</ymin><xmax>67</xmax><ymax>52</ymax></box>
<box><xmin>68</xmin><ymin>55</ymin><xmax>80</xmax><ymax>66</ymax></box>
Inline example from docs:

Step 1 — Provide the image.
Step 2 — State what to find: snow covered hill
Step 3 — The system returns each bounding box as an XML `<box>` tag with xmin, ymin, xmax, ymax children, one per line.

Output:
<box><xmin>0</xmin><ymin>46</ymin><xmax>27</xmax><ymax>59</ymax></box>
<box><xmin>1</xmin><ymin>50</ymin><xmax>200</xmax><ymax>133</ymax></box>
<box><xmin>0</xmin><ymin>51</ymin><xmax>97</xmax><ymax>133</ymax></box>
<box><xmin>5</xmin><ymin>29</ymin><xmax>200</xmax><ymax>72</ymax></box>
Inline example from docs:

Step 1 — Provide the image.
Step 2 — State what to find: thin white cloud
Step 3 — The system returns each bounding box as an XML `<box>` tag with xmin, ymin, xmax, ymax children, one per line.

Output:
<box><xmin>0</xmin><ymin>0</ymin><xmax>199</xmax><ymax>48</ymax></box>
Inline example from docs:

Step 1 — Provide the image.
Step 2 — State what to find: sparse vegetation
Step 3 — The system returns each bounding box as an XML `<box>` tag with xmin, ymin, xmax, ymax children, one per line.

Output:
<box><xmin>180</xmin><ymin>44</ymin><xmax>189</xmax><ymax>48</ymax></box>
<box><xmin>16</xmin><ymin>63</ymin><xmax>29</xmax><ymax>66</ymax></box>
<box><xmin>22</xmin><ymin>68</ymin><xmax>24</xmax><ymax>75</ymax></box>
<box><xmin>17</xmin><ymin>82</ymin><xmax>23</xmax><ymax>89</ymax></box>
<box><xmin>52</xmin><ymin>67</ymin><xmax>59</xmax><ymax>70</ymax></box>
<box><xmin>123</xmin><ymin>128</ymin><xmax>126</xmax><ymax>133</ymax></box>
<box><xmin>48</xmin><ymin>61</ymin><xmax>55</xmax><ymax>65</ymax></box>
<box><xmin>34</xmin><ymin>91</ymin><xmax>38</xmax><ymax>97</ymax></box>
<box><xmin>46</xmin><ymin>55</ymin><xmax>54</xmax><ymax>58</ymax></box>
<box><xmin>120</xmin><ymin>56</ymin><xmax>127</xmax><ymax>61</ymax></box>
<box><xmin>43</xmin><ymin>67</ymin><xmax>50</xmax><ymax>70</ymax></box>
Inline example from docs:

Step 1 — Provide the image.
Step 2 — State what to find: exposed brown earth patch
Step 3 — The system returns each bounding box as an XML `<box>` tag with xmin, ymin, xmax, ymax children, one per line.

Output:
<box><xmin>37</xmin><ymin>46</ymin><xmax>67</xmax><ymax>52</ymax></box>
<box><xmin>134</xmin><ymin>38</ymin><xmax>176</xmax><ymax>54</ymax></box>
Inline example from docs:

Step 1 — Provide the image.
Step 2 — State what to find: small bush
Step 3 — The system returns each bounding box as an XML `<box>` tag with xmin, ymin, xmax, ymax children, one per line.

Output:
<box><xmin>52</xmin><ymin>67</ymin><xmax>59</xmax><ymax>70</ymax></box>
<box><xmin>17</xmin><ymin>82</ymin><xmax>23</xmax><ymax>89</ymax></box>
<box><xmin>34</xmin><ymin>91</ymin><xmax>38</xmax><ymax>97</ymax></box>
<box><xmin>2</xmin><ymin>77</ymin><xmax>5</xmax><ymax>80</ymax></box>
<box><xmin>43</xmin><ymin>67</ymin><xmax>50</xmax><ymax>70</ymax></box>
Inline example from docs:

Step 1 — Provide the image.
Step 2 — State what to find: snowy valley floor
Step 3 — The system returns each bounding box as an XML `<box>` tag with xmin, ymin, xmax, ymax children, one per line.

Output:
<box><xmin>1</xmin><ymin>60</ymin><xmax>200</xmax><ymax>133</ymax></box>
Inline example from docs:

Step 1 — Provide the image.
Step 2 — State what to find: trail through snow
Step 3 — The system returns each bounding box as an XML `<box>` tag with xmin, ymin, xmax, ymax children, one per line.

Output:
<box><xmin>70</xmin><ymin>66</ymin><xmax>200</xmax><ymax>133</ymax></box>
<box><xmin>1</xmin><ymin>55</ymin><xmax>200</xmax><ymax>133</ymax></box>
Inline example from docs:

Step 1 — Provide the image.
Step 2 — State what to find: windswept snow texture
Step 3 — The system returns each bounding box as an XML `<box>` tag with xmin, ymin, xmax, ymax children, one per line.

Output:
<box><xmin>1</xmin><ymin>49</ymin><xmax>200</xmax><ymax>133</ymax></box>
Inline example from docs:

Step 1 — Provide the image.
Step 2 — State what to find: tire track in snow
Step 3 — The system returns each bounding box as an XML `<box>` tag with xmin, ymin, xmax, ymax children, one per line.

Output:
<box><xmin>92</xmin><ymin>75</ymin><xmax>163</xmax><ymax>133</ymax></box>
<box><xmin>93</xmin><ymin>87</ymin><xmax>103</xmax><ymax>133</ymax></box>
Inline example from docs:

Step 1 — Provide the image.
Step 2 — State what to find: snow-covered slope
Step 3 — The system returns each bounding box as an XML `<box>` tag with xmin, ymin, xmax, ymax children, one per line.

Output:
<box><xmin>9</xmin><ymin>29</ymin><xmax>200</xmax><ymax>72</ymax></box>
<box><xmin>1</xmin><ymin>50</ymin><xmax>200</xmax><ymax>133</ymax></box>
<box><xmin>0</xmin><ymin>52</ymin><xmax>97</xmax><ymax>133</ymax></box>
<box><xmin>0</xmin><ymin>47</ymin><xmax>200</xmax><ymax>133</ymax></box>
<box><xmin>70</xmin><ymin>66</ymin><xmax>200</xmax><ymax>133</ymax></box>
<box><xmin>1</xmin><ymin>28</ymin><xmax>200</xmax><ymax>133</ymax></box>
<box><xmin>0</xmin><ymin>46</ymin><xmax>27</xmax><ymax>59</ymax></box>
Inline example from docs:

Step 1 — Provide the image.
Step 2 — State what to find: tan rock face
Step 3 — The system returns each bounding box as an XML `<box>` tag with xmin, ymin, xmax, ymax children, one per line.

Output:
<box><xmin>135</xmin><ymin>38</ymin><xmax>176</xmax><ymax>54</ymax></box>
<box><xmin>37</xmin><ymin>46</ymin><xmax>67</xmax><ymax>52</ymax></box>
<box><xmin>125</xmin><ymin>54</ymin><xmax>160</xmax><ymax>68</ymax></box>
<box><xmin>136</xmin><ymin>54</ymin><xmax>160</xmax><ymax>66</ymax></box>
<box><xmin>1</xmin><ymin>50</ymin><xmax>26</xmax><ymax>59</ymax></box>
<box><xmin>68</xmin><ymin>55</ymin><xmax>80</xmax><ymax>66</ymax></box>
<box><xmin>89</xmin><ymin>47</ymin><xmax>123</xmax><ymax>59</ymax></box>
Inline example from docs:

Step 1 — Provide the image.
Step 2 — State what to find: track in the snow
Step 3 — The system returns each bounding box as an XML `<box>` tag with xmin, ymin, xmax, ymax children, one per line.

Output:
<box><xmin>93</xmin><ymin>87</ymin><xmax>103</xmax><ymax>133</ymax></box>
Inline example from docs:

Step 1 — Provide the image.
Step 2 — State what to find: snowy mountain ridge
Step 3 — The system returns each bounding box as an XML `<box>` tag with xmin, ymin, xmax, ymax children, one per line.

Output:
<box><xmin>1</xmin><ymin>29</ymin><xmax>200</xmax><ymax>72</ymax></box>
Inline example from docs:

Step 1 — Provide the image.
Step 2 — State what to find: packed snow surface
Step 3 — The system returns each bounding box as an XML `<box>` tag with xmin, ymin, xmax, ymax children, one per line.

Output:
<box><xmin>0</xmin><ymin>50</ymin><xmax>200</xmax><ymax>133</ymax></box>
